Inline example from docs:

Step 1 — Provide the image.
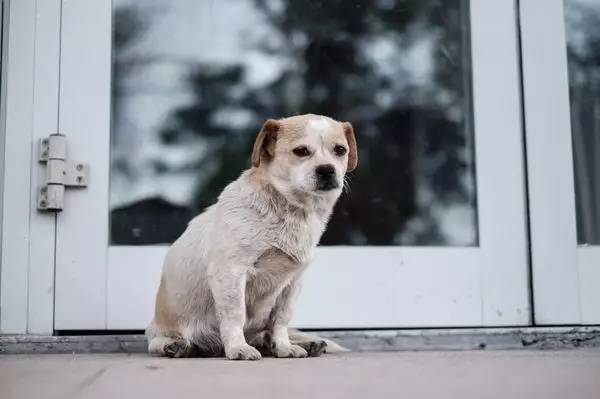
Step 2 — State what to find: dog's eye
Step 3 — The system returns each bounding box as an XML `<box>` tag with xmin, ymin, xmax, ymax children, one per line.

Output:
<box><xmin>334</xmin><ymin>145</ymin><xmax>347</xmax><ymax>156</ymax></box>
<box><xmin>293</xmin><ymin>146</ymin><xmax>310</xmax><ymax>157</ymax></box>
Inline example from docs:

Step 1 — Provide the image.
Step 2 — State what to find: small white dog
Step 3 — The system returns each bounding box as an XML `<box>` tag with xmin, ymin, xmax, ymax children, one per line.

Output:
<box><xmin>146</xmin><ymin>114</ymin><xmax>357</xmax><ymax>360</ymax></box>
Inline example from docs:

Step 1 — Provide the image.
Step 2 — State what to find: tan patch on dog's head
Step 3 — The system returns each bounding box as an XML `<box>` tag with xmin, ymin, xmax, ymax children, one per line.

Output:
<box><xmin>251</xmin><ymin>114</ymin><xmax>358</xmax><ymax>171</ymax></box>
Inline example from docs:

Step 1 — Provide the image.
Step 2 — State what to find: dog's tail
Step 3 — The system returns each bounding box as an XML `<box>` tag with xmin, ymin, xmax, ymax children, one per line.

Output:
<box><xmin>288</xmin><ymin>329</ymin><xmax>350</xmax><ymax>353</ymax></box>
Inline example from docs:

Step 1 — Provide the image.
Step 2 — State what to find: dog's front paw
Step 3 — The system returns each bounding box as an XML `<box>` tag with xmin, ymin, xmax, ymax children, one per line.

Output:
<box><xmin>226</xmin><ymin>344</ymin><xmax>262</xmax><ymax>361</ymax></box>
<box><xmin>273</xmin><ymin>343</ymin><xmax>308</xmax><ymax>358</ymax></box>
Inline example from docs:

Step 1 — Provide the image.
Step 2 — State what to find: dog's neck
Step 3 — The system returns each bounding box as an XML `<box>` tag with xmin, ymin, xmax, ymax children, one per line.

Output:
<box><xmin>243</xmin><ymin>168</ymin><xmax>337</xmax><ymax>263</ymax></box>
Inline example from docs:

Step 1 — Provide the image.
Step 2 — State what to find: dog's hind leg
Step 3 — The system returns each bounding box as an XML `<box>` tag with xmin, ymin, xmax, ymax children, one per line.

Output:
<box><xmin>288</xmin><ymin>329</ymin><xmax>349</xmax><ymax>356</ymax></box>
<box><xmin>247</xmin><ymin>330</ymin><xmax>273</xmax><ymax>356</ymax></box>
<box><xmin>191</xmin><ymin>330</ymin><xmax>225</xmax><ymax>358</ymax></box>
<box><xmin>148</xmin><ymin>336</ymin><xmax>197</xmax><ymax>358</ymax></box>
<box><xmin>293</xmin><ymin>340</ymin><xmax>327</xmax><ymax>357</ymax></box>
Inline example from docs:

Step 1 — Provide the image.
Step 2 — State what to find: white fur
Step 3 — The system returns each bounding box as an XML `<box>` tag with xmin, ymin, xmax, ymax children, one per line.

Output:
<box><xmin>146</xmin><ymin>115</ymin><xmax>352</xmax><ymax>360</ymax></box>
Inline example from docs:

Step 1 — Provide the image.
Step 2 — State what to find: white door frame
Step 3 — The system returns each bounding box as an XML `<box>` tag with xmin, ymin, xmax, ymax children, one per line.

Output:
<box><xmin>53</xmin><ymin>0</ymin><xmax>530</xmax><ymax>331</ymax></box>
<box><xmin>520</xmin><ymin>0</ymin><xmax>600</xmax><ymax>325</ymax></box>
<box><xmin>3</xmin><ymin>0</ymin><xmax>596</xmax><ymax>333</ymax></box>
<box><xmin>0</xmin><ymin>0</ymin><xmax>59</xmax><ymax>334</ymax></box>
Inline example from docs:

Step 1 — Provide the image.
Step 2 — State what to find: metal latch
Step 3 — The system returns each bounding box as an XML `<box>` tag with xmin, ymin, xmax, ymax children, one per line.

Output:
<box><xmin>37</xmin><ymin>134</ymin><xmax>89</xmax><ymax>212</ymax></box>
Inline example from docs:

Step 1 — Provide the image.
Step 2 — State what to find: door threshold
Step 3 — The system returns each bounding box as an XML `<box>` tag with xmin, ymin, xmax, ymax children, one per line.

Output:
<box><xmin>1</xmin><ymin>327</ymin><xmax>599</xmax><ymax>355</ymax></box>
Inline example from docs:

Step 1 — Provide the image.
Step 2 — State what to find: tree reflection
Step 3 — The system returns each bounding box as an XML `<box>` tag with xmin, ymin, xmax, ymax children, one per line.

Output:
<box><xmin>111</xmin><ymin>0</ymin><xmax>477</xmax><ymax>246</ymax></box>
<box><xmin>566</xmin><ymin>0</ymin><xmax>600</xmax><ymax>245</ymax></box>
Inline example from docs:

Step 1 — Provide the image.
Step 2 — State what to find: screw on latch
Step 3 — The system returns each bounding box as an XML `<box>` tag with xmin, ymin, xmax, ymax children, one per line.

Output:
<box><xmin>41</xmin><ymin>186</ymin><xmax>47</xmax><ymax>194</ymax></box>
<box><xmin>41</xmin><ymin>139</ymin><xmax>49</xmax><ymax>158</ymax></box>
<box><xmin>76</xmin><ymin>164</ymin><xmax>83</xmax><ymax>171</ymax></box>
<box><xmin>76</xmin><ymin>176</ymin><xmax>83</xmax><ymax>183</ymax></box>
<box><xmin>39</xmin><ymin>200</ymin><xmax>47</xmax><ymax>208</ymax></box>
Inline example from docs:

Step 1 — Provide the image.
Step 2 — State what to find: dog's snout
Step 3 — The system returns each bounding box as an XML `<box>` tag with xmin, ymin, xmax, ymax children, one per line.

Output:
<box><xmin>315</xmin><ymin>164</ymin><xmax>336</xmax><ymax>178</ymax></box>
<box><xmin>315</xmin><ymin>164</ymin><xmax>338</xmax><ymax>191</ymax></box>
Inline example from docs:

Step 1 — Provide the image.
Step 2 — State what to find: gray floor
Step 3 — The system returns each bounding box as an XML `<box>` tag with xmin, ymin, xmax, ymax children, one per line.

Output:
<box><xmin>1</xmin><ymin>350</ymin><xmax>600</xmax><ymax>399</ymax></box>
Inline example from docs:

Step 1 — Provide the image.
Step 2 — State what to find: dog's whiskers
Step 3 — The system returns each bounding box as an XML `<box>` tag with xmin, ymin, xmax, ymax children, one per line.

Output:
<box><xmin>343</xmin><ymin>175</ymin><xmax>352</xmax><ymax>194</ymax></box>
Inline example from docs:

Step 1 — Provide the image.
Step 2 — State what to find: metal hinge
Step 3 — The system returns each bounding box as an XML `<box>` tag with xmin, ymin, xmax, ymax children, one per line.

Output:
<box><xmin>37</xmin><ymin>134</ymin><xmax>89</xmax><ymax>212</ymax></box>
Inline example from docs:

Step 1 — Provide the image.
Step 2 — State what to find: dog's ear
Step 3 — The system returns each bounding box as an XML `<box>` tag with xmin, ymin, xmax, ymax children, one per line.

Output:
<box><xmin>251</xmin><ymin>119</ymin><xmax>280</xmax><ymax>167</ymax></box>
<box><xmin>342</xmin><ymin>122</ymin><xmax>358</xmax><ymax>172</ymax></box>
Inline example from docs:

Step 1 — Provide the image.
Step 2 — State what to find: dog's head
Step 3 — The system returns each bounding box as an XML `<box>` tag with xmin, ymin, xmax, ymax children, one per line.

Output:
<box><xmin>251</xmin><ymin>114</ymin><xmax>357</xmax><ymax>199</ymax></box>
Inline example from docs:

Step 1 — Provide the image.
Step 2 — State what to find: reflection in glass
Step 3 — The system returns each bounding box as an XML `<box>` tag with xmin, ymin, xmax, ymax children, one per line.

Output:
<box><xmin>565</xmin><ymin>0</ymin><xmax>600</xmax><ymax>245</ymax></box>
<box><xmin>111</xmin><ymin>0</ymin><xmax>477</xmax><ymax>246</ymax></box>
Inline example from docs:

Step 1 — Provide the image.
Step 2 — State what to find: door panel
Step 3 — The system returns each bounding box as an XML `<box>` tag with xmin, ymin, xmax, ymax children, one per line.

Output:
<box><xmin>55</xmin><ymin>0</ymin><xmax>111</xmax><ymax>329</ymax></box>
<box><xmin>107</xmin><ymin>246</ymin><xmax>484</xmax><ymax>329</ymax></box>
<box><xmin>521</xmin><ymin>0</ymin><xmax>600</xmax><ymax>324</ymax></box>
<box><xmin>55</xmin><ymin>0</ymin><xmax>529</xmax><ymax>330</ymax></box>
<box><xmin>1</xmin><ymin>0</ymin><xmax>59</xmax><ymax>334</ymax></box>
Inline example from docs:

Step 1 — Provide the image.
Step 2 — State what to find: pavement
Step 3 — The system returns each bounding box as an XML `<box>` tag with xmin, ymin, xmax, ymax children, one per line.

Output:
<box><xmin>1</xmin><ymin>350</ymin><xmax>600</xmax><ymax>399</ymax></box>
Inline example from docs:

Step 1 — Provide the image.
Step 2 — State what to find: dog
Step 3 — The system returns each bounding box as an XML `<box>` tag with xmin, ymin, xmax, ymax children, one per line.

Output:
<box><xmin>146</xmin><ymin>114</ymin><xmax>357</xmax><ymax>360</ymax></box>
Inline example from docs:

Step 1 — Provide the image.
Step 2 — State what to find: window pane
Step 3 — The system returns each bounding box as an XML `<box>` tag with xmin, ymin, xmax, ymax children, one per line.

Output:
<box><xmin>111</xmin><ymin>0</ymin><xmax>478</xmax><ymax>246</ymax></box>
<box><xmin>565</xmin><ymin>0</ymin><xmax>600</xmax><ymax>245</ymax></box>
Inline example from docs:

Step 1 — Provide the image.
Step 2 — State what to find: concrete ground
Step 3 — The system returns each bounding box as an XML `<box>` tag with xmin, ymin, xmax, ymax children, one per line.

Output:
<box><xmin>1</xmin><ymin>350</ymin><xmax>600</xmax><ymax>399</ymax></box>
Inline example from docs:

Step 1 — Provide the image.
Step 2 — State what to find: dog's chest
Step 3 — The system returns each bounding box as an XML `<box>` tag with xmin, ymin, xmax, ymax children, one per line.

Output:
<box><xmin>249</xmin><ymin>247</ymin><xmax>300</xmax><ymax>291</ymax></box>
<box><xmin>267</xmin><ymin>211</ymin><xmax>324</xmax><ymax>265</ymax></box>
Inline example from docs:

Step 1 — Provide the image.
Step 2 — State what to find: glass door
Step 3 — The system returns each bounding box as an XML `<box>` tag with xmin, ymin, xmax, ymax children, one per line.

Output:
<box><xmin>54</xmin><ymin>0</ymin><xmax>529</xmax><ymax>330</ymax></box>
<box><xmin>521</xmin><ymin>0</ymin><xmax>600</xmax><ymax>324</ymax></box>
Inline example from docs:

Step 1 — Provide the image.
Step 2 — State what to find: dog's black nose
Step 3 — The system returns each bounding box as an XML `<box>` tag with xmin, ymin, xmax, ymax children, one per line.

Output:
<box><xmin>315</xmin><ymin>164</ymin><xmax>336</xmax><ymax>178</ymax></box>
<box><xmin>315</xmin><ymin>164</ymin><xmax>338</xmax><ymax>191</ymax></box>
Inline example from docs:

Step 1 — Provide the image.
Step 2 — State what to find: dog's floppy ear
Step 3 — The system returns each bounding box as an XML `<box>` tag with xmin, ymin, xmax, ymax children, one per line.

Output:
<box><xmin>342</xmin><ymin>122</ymin><xmax>358</xmax><ymax>172</ymax></box>
<box><xmin>251</xmin><ymin>119</ymin><xmax>280</xmax><ymax>167</ymax></box>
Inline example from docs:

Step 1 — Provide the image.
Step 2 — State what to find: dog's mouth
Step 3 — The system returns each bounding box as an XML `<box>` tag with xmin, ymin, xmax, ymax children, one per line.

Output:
<box><xmin>315</xmin><ymin>180</ymin><xmax>340</xmax><ymax>191</ymax></box>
